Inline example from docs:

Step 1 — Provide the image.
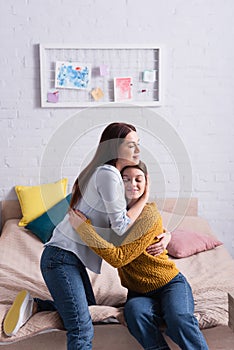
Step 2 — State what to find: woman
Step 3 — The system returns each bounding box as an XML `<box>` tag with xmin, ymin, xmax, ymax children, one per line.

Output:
<box><xmin>69</xmin><ymin>161</ymin><xmax>209</xmax><ymax>350</ymax></box>
<box><xmin>3</xmin><ymin>122</ymin><xmax>158</xmax><ymax>350</ymax></box>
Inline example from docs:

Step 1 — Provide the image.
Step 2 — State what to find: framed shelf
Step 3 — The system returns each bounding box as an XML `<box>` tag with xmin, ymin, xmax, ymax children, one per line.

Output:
<box><xmin>39</xmin><ymin>44</ymin><xmax>162</xmax><ymax>108</ymax></box>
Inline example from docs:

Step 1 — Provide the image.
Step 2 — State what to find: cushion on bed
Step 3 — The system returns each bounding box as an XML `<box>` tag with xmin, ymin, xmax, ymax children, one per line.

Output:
<box><xmin>15</xmin><ymin>178</ymin><xmax>68</xmax><ymax>226</ymax></box>
<box><xmin>25</xmin><ymin>193</ymin><xmax>72</xmax><ymax>243</ymax></box>
<box><xmin>167</xmin><ymin>229</ymin><xmax>223</xmax><ymax>258</ymax></box>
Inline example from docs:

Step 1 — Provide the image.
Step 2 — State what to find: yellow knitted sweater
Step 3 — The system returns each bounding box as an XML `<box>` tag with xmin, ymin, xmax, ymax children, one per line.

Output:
<box><xmin>77</xmin><ymin>203</ymin><xmax>179</xmax><ymax>293</ymax></box>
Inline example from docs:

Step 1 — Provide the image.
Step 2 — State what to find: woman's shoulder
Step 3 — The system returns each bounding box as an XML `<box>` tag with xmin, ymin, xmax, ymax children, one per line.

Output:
<box><xmin>97</xmin><ymin>164</ymin><xmax>118</xmax><ymax>172</ymax></box>
<box><xmin>96</xmin><ymin>164</ymin><xmax>121</xmax><ymax>178</ymax></box>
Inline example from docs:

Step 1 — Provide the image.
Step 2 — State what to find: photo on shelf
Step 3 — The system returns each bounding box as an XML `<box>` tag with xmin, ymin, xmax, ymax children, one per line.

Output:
<box><xmin>55</xmin><ymin>61</ymin><xmax>91</xmax><ymax>89</ymax></box>
<box><xmin>114</xmin><ymin>77</ymin><xmax>133</xmax><ymax>102</ymax></box>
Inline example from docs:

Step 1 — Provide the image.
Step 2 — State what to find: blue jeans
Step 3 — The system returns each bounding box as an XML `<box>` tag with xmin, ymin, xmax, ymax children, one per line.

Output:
<box><xmin>124</xmin><ymin>273</ymin><xmax>209</xmax><ymax>350</ymax></box>
<box><xmin>38</xmin><ymin>246</ymin><xmax>96</xmax><ymax>350</ymax></box>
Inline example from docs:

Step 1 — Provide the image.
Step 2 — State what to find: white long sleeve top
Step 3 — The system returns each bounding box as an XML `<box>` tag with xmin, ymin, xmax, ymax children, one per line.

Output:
<box><xmin>46</xmin><ymin>165</ymin><xmax>131</xmax><ymax>273</ymax></box>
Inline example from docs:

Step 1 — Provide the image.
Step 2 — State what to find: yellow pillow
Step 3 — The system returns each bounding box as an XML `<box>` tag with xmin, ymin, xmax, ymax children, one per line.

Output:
<box><xmin>15</xmin><ymin>178</ymin><xmax>68</xmax><ymax>226</ymax></box>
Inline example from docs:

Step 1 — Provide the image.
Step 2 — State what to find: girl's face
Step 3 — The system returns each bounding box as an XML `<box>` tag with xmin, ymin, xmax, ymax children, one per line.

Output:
<box><xmin>117</xmin><ymin>131</ymin><xmax>140</xmax><ymax>169</ymax></box>
<box><xmin>122</xmin><ymin>167</ymin><xmax>146</xmax><ymax>203</ymax></box>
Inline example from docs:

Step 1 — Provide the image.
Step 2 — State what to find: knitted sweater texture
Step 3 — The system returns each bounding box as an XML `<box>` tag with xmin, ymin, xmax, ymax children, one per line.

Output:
<box><xmin>77</xmin><ymin>203</ymin><xmax>179</xmax><ymax>293</ymax></box>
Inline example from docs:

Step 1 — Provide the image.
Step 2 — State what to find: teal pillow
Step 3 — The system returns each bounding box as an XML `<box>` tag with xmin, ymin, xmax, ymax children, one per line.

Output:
<box><xmin>26</xmin><ymin>193</ymin><xmax>72</xmax><ymax>243</ymax></box>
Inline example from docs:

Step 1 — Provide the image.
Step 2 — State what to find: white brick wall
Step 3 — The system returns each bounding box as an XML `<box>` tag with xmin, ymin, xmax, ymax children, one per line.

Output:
<box><xmin>0</xmin><ymin>0</ymin><xmax>234</xmax><ymax>257</ymax></box>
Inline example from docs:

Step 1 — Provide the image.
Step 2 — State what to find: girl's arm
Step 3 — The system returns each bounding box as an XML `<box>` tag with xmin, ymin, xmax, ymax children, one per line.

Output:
<box><xmin>69</xmin><ymin>203</ymin><xmax>163</xmax><ymax>268</ymax></box>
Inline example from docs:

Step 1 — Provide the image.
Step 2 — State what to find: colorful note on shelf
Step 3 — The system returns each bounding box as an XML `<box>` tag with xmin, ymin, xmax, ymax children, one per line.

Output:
<box><xmin>99</xmin><ymin>64</ymin><xmax>109</xmax><ymax>76</ymax></box>
<box><xmin>91</xmin><ymin>87</ymin><xmax>104</xmax><ymax>101</ymax></box>
<box><xmin>47</xmin><ymin>89</ymin><xmax>59</xmax><ymax>103</ymax></box>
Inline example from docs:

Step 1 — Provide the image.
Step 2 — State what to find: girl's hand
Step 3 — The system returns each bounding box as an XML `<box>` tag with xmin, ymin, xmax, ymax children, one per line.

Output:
<box><xmin>146</xmin><ymin>231</ymin><xmax>171</xmax><ymax>256</ymax></box>
<box><xmin>116</xmin><ymin>307</ymin><xmax>127</xmax><ymax>327</ymax></box>
<box><xmin>69</xmin><ymin>209</ymin><xmax>87</xmax><ymax>230</ymax></box>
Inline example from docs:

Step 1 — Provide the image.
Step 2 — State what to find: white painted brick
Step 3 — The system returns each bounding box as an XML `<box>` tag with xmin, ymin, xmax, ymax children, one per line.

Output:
<box><xmin>4</xmin><ymin>155</ymin><xmax>38</xmax><ymax>168</ymax></box>
<box><xmin>215</xmin><ymin>173</ymin><xmax>230</xmax><ymax>182</ymax></box>
<box><xmin>0</xmin><ymin>109</ymin><xmax>17</xmax><ymax>119</ymax></box>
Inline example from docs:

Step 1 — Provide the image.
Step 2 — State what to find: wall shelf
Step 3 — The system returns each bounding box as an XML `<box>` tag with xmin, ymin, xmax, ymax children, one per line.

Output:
<box><xmin>39</xmin><ymin>44</ymin><xmax>162</xmax><ymax>108</ymax></box>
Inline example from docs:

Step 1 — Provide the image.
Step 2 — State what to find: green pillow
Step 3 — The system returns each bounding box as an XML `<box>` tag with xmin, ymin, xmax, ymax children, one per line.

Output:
<box><xmin>26</xmin><ymin>193</ymin><xmax>72</xmax><ymax>243</ymax></box>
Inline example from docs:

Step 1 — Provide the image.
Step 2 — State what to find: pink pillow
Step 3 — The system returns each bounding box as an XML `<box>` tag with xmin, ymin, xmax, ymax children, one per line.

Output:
<box><xmin>167</xmin><ymin>229</ymin><xmax>223</xmax><ymax>258</ymax></box>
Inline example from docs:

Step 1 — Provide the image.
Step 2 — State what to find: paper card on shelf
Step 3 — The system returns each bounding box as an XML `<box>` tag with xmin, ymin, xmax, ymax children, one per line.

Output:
<box><xmin>55</xmin><ymin>61</ymin><xmax>91</xmax><ymax>89</ymax></box>
<box><xmin>114</xmin><ymin>77</ymin><xmax>133</xmax><ymax>102</ymax></box>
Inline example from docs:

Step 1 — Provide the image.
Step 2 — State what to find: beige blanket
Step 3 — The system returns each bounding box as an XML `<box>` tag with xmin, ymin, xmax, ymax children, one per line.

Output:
<box><xmin>1</xmin><ymin>217</ymin><xmax>234</xmax><ymax>343</ymax></box>
<box><xmin>162</xmin><ymin>211</ymin><xmax>234</xmax><ymax>329</ymax></box>
<box><xmin>0</xmin><ymin>220</ymin><xmax>127</xmax><ymax>343</ymax></box>
<box><xmin>175</xmin><ymin>248</ymin><xmax>234</xmax><ymax>328</ymax></box>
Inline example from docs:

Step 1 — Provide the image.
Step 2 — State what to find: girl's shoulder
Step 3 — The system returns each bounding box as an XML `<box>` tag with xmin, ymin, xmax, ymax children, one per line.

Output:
<box><xmin>144</xmin><ymin>202</ymin><xmax>160</xmax><ymax>217</ymax></box>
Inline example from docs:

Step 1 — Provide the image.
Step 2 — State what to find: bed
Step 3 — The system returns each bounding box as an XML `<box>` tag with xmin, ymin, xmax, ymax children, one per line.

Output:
<box><xmin>0</xmin><ymin>198</ymin><xmax>234</xmax><ymax>350</ymax></box>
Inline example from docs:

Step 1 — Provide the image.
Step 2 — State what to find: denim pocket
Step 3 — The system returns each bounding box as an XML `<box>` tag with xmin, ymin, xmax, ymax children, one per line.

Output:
<box><xmin>41</xmin><ymin>246</ymin><xmax>65</xmax><ymax>271</ymax></box>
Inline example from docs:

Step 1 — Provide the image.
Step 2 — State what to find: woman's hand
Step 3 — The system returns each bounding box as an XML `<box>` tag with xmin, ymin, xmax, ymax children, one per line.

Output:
<box><xmin>69</xmin><ymin>209</ymin><xmax>87</xmax><ymax>230</ymax></box>
<box><xmin>146</xmin><ymin>231</ymin><xmax>171</xmax><ymax>256</ymax></box>
<box><xmin>142</xmin><ymin>174</ymin><xmax>150</xmax><ymax>203</ymax></box>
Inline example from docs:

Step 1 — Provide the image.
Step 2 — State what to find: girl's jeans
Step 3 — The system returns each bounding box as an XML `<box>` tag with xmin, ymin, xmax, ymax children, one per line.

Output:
<box><xmin>37</xmin><ymin>245</ymin><xmax>96</xmax><ymax>350</ymax></box>
<box><xmin>124</xmin><ymin>273</ymin><xmax>209</xmax><ymax>350</ymax></box>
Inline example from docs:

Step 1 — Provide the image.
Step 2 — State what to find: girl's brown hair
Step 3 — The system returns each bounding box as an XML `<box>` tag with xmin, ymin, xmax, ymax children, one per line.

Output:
<box><xmin>121</xmin><ymin>160</ymin><xmax>148</xmax><ymax>178</ymax></box>
<box><xmin>70</xmin><ymin>122</ymin><xmax>136</xmax><ymax>208</ymax></box>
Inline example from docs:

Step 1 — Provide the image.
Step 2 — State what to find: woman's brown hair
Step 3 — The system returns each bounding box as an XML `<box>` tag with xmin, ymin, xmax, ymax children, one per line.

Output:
<box><xmin>70</xmin><ymin>122</ymin><xmax>136</xmax><ymax>208</ymax></box>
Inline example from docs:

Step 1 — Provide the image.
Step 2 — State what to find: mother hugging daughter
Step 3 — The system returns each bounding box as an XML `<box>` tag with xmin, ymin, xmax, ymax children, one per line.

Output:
<box><xmin>69</xmin><ymin>160</ymin><xmax>209</xmax><ymax>350</ymax></box>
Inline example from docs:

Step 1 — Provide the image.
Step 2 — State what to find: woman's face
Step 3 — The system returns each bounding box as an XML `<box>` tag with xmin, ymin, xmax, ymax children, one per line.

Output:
<box><xmin>122</xmin><ymin>167</ymin><xmax>146</xmax><ymax>203</ymax></box>
<box><xmin>117</xmin><ymin>131</ymin><xmax>140</xmax><ymax>169</ymax></box>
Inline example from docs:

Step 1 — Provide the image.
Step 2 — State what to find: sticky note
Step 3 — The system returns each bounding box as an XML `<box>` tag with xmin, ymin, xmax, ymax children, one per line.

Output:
<box><xmin>47</xmin><ymin>89</ymin><xmax>59</xmax><ymax>103</ymax></box>
<box><xmin>99</xmin><ymin>64</ymin><xmax>109</xmax><ymax>76</ymax></box>
<box><xmin>143</xmin><ymin>70</ymin><xmax>156</xmax><ymax>83</ymax></box>
<box><xmin>91</xmin><ymin>87</ymin><xmax>104</xmax><ymax>101</ymax></box>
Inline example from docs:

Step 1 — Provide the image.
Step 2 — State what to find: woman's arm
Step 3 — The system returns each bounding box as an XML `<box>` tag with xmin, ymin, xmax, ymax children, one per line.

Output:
<box><xmin>69</xmin><ymin>204</ymin><xmax>163</xmax><ymax>268</ymax></box>
<box><xmin>146</xmin><ymin>230</ymin><xmax>171</xmax><ymax>256</ymax></box>
<box><xmin>95</xmin><ymin>167</ymin><xmax>149</xmax><ymax>236</ymax></box>
<box><xmin>125</xmin><ymin>174</ymin><xmax>150</xmax><ymax>226</ymax></box>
